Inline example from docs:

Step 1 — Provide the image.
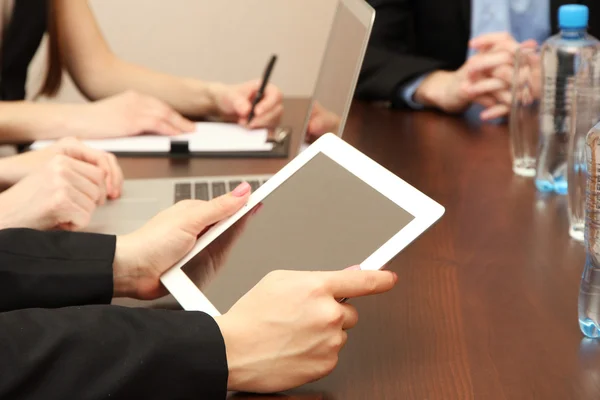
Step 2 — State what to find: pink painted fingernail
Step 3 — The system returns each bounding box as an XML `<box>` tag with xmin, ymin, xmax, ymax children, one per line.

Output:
<box><xmin>231</xmin><ymin>182</ymin><xmax>251</xmax><ymax>197</ymax></box>
<box><xmin>345</xmin><ymin>265</ymin><xmax>361</xmax><ymax>271</ymax></box>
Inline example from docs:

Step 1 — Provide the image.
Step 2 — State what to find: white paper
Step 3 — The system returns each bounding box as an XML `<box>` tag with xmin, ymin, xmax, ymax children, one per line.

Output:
<box><xmin>186</xmin><ymin>122</ymin><xmax>273</xmax><ymax>152</ymax></box>
<box><xmin>31</xmin><ymin>135</ymin><xmax>171</xmax><ymax>152</ymax></box>
<box><xmin>30</xmin><ymin>122</ymin><xmax>273</xmax><ymax>153</ymax></box>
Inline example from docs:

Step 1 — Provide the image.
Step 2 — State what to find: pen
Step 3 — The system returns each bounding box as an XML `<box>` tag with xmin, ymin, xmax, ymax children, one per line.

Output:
<box><xmin>247</xmin><ymin>54</ymin><xmax>277</xmax><ymax>124</ymax></box>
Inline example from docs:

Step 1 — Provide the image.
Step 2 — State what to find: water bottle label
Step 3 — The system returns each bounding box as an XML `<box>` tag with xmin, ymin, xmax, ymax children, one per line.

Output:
<box><xmin>540</xmin><ymin>75</ymin><xmax>574</xmax><ymax>136</ymax></box>
<box><xmin>585</xmin><ymin>139</ymin><xmax>600</xmax><ymax>242</ymax></box>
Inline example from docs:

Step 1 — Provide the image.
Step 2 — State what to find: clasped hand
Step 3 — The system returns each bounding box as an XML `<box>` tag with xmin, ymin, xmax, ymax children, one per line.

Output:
<box><xmin>416</xmin><ymin>32</ymin><xmax>539</xmax><ymax>121</ymax></box>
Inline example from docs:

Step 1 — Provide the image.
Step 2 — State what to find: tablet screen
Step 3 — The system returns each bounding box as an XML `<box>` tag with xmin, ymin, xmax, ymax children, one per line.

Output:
<box><xmin>182</xmin><ymin>152</ymin><xmax>414</xmax><ymax>312</ymax></box>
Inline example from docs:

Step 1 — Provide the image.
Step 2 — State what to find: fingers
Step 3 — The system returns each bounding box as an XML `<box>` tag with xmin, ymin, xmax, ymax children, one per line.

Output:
<box><xmin>463</xmin><ymin>77</ymin><xmax>507</xmax><ymax>97</ymax></box>
<box><xmin>473</xmin><ymin>94</ymin><xmax>498</xmax><ymax>108</ymax></box>
<box><xmin>469</xmin><ymin>32</ymin><xmax>516</xmax><ymax>51</ymax></box>
<box><xmin>254</xmin><ymin>84</ymin><xmax>283</xmax><ymax>116</ymax></box>
<box><xmin>105</xmin><ymin>152</ymin><xmax>123</xmax><ymax>199</ymax></box>
<box><xmin>491</xmin><ymin>64</ymin><xmax>514</xmax><ymax>86</ymax></box>
<box><xmin>55</xmin><ymin>185</ymin><xmax>97</xmax><ymax>230</ymax></box>
<box><xmin>247</xmin><ymin>103</ymin><xmax>283</xmax><ymax>129</ymax></box>
<box><xmin>234</xmin><ymin>82</ymin><xmax>283</xmax><ymax>128</ymax></box>
<box><xmin>340</xmin><ymin>303</ymin><xmax>359</xmax><ymax>330</ymax></box>
<box><xmin>182</xmin><ymin>182</ymin><xmax>252</xmax><ymax>233</ymax></box>
<box><xmin>60</xmin><ymin>138</ymin><xmax>123</xmax><ymax>198</ymax></box>
<box><xmin>166</xmin><ymin>108</ymin><xmax>196</xmax><ymax>133</ymax></box>
<box><xmin>467</xmin><ymin>51</ymin><xmax>513</xmax><ymax>77</ymax></box>
<box><xmin>61</xmin><ymin>159</ymin><xmax>107</xmax><ymax>205</ymax></box>
<box><xmin>480</xmin><ymin>103</ymin><xmax>510</xmax><ymax>121</ymax></box>
<box><xmin>325</xmin><ymin>270</ymin><xmax>398</xmax><ymax>299</ymax></box>
<box><xmin>142</xmin><ymin>96</ymin><xmax>195</xmax><ymax>135</ymax></box>
<box><xmin>493</xmin><ymin>90</ymin><xmax>512</xmax><ymax>106</ymax></box>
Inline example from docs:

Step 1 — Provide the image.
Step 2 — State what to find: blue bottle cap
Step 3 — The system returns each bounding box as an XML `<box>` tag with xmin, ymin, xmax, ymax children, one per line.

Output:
<box><xmin>558</xmin><ymin>4</ymin><xmax>589</xmax><ymax>29</ymax></box>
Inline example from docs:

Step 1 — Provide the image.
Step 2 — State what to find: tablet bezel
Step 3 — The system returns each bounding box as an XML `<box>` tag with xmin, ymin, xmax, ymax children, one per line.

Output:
<box><xmin>161</xmin><ymin>133</ymin><xmax>445</xmax><ymax>315</ymax></box>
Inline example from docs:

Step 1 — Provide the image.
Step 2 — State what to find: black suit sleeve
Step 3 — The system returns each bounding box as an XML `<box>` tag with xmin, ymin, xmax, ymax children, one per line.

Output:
<box><xmin>0</xmin><ymin>228</ymin><xmax>228</xmax><ymax>398</ymax></box>
<box><xmin>0</xmin><ymin>228</ymin><xmax>115</xmax><ymax>311</ymax></box>
<box><xmin>0</xmin><ymin>306</ymin><xmax>228</xmax><ymax>399</ymax></box>
<box><xmin>356</xmin><ymin>0</ymin><xmax>448</xmax><ymax>106</ymax></box>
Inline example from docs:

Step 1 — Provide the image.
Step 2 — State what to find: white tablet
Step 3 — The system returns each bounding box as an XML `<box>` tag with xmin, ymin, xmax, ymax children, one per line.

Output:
<box><xmin>161</xmin><ymin>133</ymin><xmax>444</xmax><ymax>316</ymax></box>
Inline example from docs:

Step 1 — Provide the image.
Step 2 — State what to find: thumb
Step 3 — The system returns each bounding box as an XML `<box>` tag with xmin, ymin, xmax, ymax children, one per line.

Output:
<box><xmin>191</xmin><ymin>182</ymin><xmax>252</xmax><ymax>230</ymax></box>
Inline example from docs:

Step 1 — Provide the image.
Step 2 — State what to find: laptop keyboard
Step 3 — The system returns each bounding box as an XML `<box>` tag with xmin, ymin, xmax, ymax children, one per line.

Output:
<box><xmin>174</xmin><ymin>177</ymin><xmax>270</xmax><ymax>203</ymax></box>
<box><xmin>194</xmin><ymin>183</ymin><xmax>209</xmax><ymax>201</ymax></box>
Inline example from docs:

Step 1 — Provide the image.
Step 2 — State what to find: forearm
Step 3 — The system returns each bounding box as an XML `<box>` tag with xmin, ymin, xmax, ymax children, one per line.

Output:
<box><xmin>0</xmin><ymin>306</ymin><xmax>228</xmax><ymax>399</ymax></box>
<box><xmin>0</xmin><ymin>101</ymin><xmax>88</xmax><ymax>142</ymax></box>
<box><xmin>0</xmin><ymin>228</ymin><xmax>115</xmax><ymax>311</ymax></box>
<box><xmin>74</xmin><ymin>57</ymin><xmax>223</xmax><ymax>119</ymax></box>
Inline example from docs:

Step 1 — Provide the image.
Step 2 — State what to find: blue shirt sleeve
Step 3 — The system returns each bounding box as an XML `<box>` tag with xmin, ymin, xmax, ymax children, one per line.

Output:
<box><xmin>398</xmin><ymin>74</ymin><xmax>430</xmax><ymax>109</ymax></box>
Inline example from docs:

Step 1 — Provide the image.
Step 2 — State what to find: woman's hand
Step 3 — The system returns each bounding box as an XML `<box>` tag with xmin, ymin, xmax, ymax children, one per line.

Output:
<box><xmin>112</xmin><ymin>182</ymin><xmax>252</xmax><ymax>300</ymax></box>
<box><xmin>74</xmin><ymin>91</ymin><xmax>196</xmax><ymax>139</ymax></box>
<box><xmin>0</xmin><ymin>153</ymin><xmax>111</xmax><ymax>231</ymax></box>
<box><xmin>0</xmin><ymin>137</ymin><xmax>122</xmax><ymax>198</ymax></box>
<box><xmin>212</xmin><ymin>81</ymin><xmax>283</xmax><ymax>129</ymax></box>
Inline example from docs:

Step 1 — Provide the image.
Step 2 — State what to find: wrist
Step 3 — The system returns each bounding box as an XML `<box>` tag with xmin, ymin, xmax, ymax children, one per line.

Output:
<box><xmin>113</xmin><ymin>235</ymin><xmax>141</xmax><ymax>298</ymax></box>
<box><xmin>215</xmin><ymin>314</ymin><xmax>247</xmax><ymax>392</ymax></box>
<box><xmin>184</xmin><ymin>79</ymin><xmax>224</xmax><ymax>118</ymax></box>
<box><xmin>413</xmin><ymin>70</ymin><xmax>454</xmax><ymax>109</ymax></box>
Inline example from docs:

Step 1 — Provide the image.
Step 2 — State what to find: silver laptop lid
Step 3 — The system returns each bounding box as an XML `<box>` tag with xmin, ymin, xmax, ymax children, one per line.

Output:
<box><xmin>302</xmin><ymin>0</ymin><xmax>375</xmax><ymax>141</ymax></box>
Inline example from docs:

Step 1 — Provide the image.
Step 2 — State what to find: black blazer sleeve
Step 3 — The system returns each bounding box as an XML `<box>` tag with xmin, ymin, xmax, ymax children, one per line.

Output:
<box><xmin>356</xmin><ymin>0</ymin><xmax>449</xmax><ymax>106</ymax></box>
<box><xmin>0</xmin><ymin>228</ymin><xmax>115</xmax><ymax>311</ymax></box>
<box><xmin>0</xmin><ymin>228</ymin><xmax>228</xmax><ymax>398</ymax></box>
<box><xmin>0</xmin><ymin>306</ymin><xmax>228</xmax><ymax>399</ymax></box>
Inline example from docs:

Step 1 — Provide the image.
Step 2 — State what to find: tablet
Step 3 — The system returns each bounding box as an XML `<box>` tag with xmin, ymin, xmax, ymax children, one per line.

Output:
<box><xmin>161</xmin><ymin>133</ymin><xmax>444</xmax><ymax>315</ymax></box>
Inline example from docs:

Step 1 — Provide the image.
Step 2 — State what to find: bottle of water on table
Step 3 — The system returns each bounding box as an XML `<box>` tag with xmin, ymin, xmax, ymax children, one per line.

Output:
<box><xmin>536</xmin><ymin>4</ymin><xmax>599</xmax><ymax>195</ymax></box>
<box><xmin>579</xmin><ymin>124</ymin><xmax>600</xmax><ymax>338</ymax></box>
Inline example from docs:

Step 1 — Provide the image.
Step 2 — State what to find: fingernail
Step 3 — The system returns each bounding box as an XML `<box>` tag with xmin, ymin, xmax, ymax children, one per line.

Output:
<box><xmin>345</xmin><ymin>265</ymin><xmax>361</xmax><ymax>271</ymax></box>
<box><xmin>231</xmin><ymin>182</ymin><xmax>251</xmax><ymax>197</ymax></box>
<box><xmin>391</xmin><ymin>271</ymin><xmax>398</xmax><ymax>282</ymax></box>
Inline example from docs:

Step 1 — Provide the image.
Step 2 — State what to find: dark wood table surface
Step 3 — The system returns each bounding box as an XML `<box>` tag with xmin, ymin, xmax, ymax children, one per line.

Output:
<box><xmin>118</xmin><ymin>101</ymin><xmax>600</xmax><ymax>400</ymax></box>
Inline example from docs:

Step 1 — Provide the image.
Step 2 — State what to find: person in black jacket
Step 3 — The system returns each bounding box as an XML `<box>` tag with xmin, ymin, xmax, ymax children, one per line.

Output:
<box><xmin>0</xmin><ymin>181</ymin><xmax>397</xmax><ymax>399</ymax></box>
<box><xmin>356</xmin><ymin>0</ymin><xmax>600</xmax><ymax>121</ymax></box>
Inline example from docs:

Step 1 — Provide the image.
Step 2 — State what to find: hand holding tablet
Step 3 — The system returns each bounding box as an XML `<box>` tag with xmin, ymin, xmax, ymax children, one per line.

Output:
<box><xmin>215</xmin><ymin>268</ymin><xmax>398</xmax><ymax>393</ymax></box>
<box><xmin>110</xmin><ymin>133</ymin><xmax>443</xmax><ymax>393</ymax></box>
<box><xmin>161</xmin><ymin>133</ymin><xmax>444</xmax><ymax>315</ymax></box>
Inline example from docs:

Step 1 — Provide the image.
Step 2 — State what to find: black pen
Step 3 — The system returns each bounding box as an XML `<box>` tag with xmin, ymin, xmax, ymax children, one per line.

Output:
<box><xmin>247</xmin><ymin>54</ymin><xmax>277</xmax><ymax>124</ymax></box>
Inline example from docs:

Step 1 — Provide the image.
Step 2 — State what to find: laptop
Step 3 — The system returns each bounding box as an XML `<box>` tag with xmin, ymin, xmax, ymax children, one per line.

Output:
<box><xmin>88</xmin><ymin>0</ymin><xmax>375</xmax><ymax>235</ymax></box>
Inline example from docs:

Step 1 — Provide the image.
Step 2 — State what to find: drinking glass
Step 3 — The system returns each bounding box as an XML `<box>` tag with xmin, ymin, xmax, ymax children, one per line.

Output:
<box><xmin>509</xmin><ymin>46</ymin><xmax>542</xmax><ymax>177</ymax></box>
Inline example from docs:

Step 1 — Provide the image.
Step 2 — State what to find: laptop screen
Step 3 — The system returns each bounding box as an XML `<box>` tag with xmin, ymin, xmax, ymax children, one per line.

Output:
<box><xmin>308</xmin><ymin>0</ymin><xmax>373</xmax><ymax>138</ymax></box>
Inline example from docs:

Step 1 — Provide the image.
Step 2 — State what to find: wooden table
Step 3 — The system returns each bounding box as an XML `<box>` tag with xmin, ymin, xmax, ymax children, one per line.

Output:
<box><xmin>120</xmin><ymin>101</ymin><xmax>600</xmax><ymax>399</ymax></box>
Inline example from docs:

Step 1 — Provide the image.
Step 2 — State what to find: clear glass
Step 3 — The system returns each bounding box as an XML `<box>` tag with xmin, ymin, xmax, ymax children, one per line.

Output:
<box><xmin>510</xmin><ymin>46</ymin><xmax>541</xmax><ymax>177</ymax></box>
<box><xmin>568</xmin><ymin>86</ymin><xmax>600</xmax><ymax>242</ymax></box>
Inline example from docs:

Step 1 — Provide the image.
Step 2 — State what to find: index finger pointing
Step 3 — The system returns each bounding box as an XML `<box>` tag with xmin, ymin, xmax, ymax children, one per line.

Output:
<box><xmin>325</xmin><ymin>270</ymin><xmax>397</xmax><ymax>298</ymax></box>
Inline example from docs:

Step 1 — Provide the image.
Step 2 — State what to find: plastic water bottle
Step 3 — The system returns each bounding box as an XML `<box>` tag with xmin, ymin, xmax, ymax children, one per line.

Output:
<box><xmin>579</xmin><ymin>122</ymin><xmax>600</xmax><ymax>337</ymax></box>
<box><xmin>536</xmin><ymin>5</ymin><xmax>599</xmax><ymax>195</ymax></box>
